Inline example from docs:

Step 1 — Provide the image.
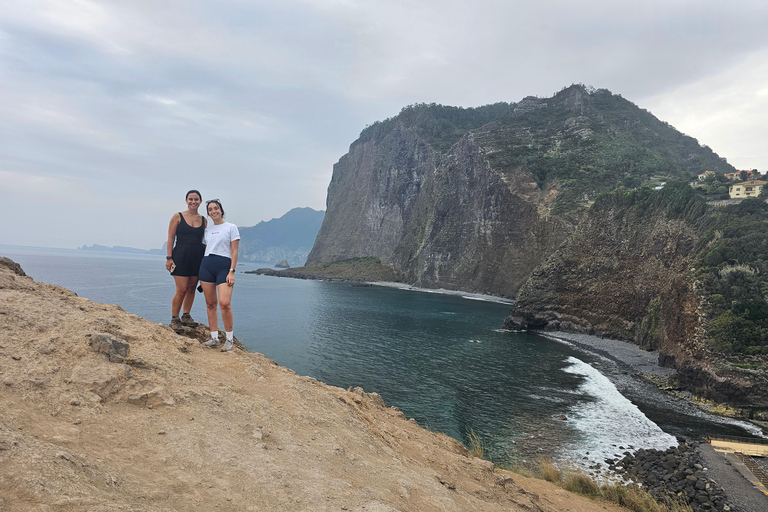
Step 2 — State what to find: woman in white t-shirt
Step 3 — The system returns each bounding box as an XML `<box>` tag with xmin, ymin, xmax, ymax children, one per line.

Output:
<box><xmin>198</xmin><ymin>199</ymin><xmax>241</xmax><ymax>352</ymax></box>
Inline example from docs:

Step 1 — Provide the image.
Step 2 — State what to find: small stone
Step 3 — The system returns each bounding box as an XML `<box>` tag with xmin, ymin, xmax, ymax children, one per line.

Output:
<box><xmin>158</xmin><ymin>430</ymin><xmax>166</xmax><ymax>435</ymax></box>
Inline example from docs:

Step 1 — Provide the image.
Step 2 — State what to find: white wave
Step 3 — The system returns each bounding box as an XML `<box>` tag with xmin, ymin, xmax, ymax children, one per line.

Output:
<box><xmin>560</xmin><ymin>356</ymin><xmax>676</xmax><ymax>470</ymax></box>
<box><xmin>460</xmin><ymin>295</ymin><xmax>514</xmax><ymax>304</ymax></box>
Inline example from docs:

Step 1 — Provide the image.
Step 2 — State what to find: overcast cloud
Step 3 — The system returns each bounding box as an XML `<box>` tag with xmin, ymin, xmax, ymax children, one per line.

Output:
<box><xmin>2</xmin><ymin>0</ymin><xmax>767</xmax><ymax>249</ymax></box>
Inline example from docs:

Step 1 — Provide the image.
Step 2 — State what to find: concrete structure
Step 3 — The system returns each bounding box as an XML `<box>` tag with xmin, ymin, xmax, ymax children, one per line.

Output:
<box><xmin>708</xmin><ymin>436</ymin><xmax>768</xmax><ymax>457</ymax></box>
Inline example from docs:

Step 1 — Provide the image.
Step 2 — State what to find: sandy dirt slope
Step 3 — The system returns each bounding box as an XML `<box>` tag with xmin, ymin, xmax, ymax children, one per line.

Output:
<box><xmin>0</xmin><ymin>257</ymin><xmax>628</xmax><ymax>512</ymax></box>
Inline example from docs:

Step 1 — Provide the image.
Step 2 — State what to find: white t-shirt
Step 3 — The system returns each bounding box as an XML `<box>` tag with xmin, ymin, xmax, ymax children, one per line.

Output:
<box><xmin>203</xmin><ymin>222</ymin><xmax>240</xmax><ymax>258</ymax></box>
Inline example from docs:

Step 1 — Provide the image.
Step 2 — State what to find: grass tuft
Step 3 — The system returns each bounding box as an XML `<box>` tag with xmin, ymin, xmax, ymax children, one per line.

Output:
<box><xmin>563</xmin><ymin>469</ymin><xmax>601</xmax><ymax>496</ymax></box>
<box><xmin>502</xmin><ymin>458</ymin><xmax>694</xmax><ymax>512</ymax></box>
<box><xmin>465</xmin><ymin>429</ymin><xmax>484</xmax><ymax>459</ymax></box>
<box><xmin>536</xmin><ymin>459</ymin><xmax>562</xmax><ymax>483</ymax></box>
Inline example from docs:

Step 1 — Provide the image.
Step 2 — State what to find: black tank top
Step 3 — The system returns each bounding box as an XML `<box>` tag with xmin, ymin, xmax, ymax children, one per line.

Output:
<box><xmin>175</xmin><ymin>212</ymin><xmax>204</xmax><ymax>245</ymax></box>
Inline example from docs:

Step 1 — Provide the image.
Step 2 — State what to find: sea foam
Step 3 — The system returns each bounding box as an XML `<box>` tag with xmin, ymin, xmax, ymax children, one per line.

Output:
<box><xmin>560</xmin><ymin>356</ymin><xmax>676</xmax><ymax>470</ymax></box>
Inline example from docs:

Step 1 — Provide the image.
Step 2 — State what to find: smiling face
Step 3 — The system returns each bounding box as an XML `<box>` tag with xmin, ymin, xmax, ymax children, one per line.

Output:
<box><xmin>186</xmin><ymin>192</ymin><xmax>201</xmax><ymax>210</ymax></box>
<box><xmin>207</xmin><ymin>202</ymin><xmax>222</xmax><ymax>219</ymax></box>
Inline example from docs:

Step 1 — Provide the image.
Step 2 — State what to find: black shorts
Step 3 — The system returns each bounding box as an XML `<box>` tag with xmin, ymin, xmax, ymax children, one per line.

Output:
<box><xmin>199</xmin><ymin>254</ymin><xmax>232</xmax><ymax>285</ymax></box>
<box><xmin>171</xmin><ymin>243</ymin><xmax>205</xmax><ymax>277</ymax></box>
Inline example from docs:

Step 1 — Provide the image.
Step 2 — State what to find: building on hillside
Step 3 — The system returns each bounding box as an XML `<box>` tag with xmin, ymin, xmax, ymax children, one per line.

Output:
<box><xmin>724</xmin><ymin>170</ymin><xmax>756</xmax><ymax>181</ymax></box>
<box><xmin>729</xmin><ymin>180</ymin><xmax>767</xmax><ymax>199</ymax></box>
<box><xmin>697</xmin><ymin>170</ymin><xmax>716</xmax><ymax>181</ymax></box>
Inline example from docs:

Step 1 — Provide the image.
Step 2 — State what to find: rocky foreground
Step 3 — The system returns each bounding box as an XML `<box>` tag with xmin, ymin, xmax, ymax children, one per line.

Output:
<box><xmin>0</xmin><ymin>257</ymin><xmax>629</xmax><ymax>512</ymax></box>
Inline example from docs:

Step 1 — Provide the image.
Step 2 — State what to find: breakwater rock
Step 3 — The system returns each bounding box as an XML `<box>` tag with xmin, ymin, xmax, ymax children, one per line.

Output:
<box><xmin>607</xmin><ymin>441</ymin><xmax>734</xmax><ymax>512</ymax></box>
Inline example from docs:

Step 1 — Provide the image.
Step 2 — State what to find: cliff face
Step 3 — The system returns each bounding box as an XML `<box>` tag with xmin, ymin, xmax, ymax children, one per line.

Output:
<box><xmin>391</xmin><ymin>134</ymin><xmax>574</xmax><ymax>296</ymax></box>
<box><xmin>0</xmin><ymin>257</ymin><xmax>626</xmax><ymax>512</ymax></box>
<box><xmin>307</xmin><ymin>125</ymin><xmax>574</xmax><ymax>296</ymax></box>
<box><xmin>504</xmin><ymin>193</ymin><xmax>701</xmax><ymax>352</ymax></box>
<box><xmin>503</xmin><ymin>189</ymin><xmax>768</xmax><ymax>407</ymax></box>
<box><xmin>308</xmin><ymin>124</ymin><xmax>436</xmax><ymax>266</ymax></box>
<box><xmin>308</xmin><ymin>85</ymin><xmax>734</xmax><ymax>297</ymax></box>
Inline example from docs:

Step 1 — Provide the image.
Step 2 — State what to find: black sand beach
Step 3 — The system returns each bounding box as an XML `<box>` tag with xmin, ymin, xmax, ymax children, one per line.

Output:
<box><xmin>542</xmin><ymin>331</ymin><xmax>768</xmax><ymax>512</ymax></box>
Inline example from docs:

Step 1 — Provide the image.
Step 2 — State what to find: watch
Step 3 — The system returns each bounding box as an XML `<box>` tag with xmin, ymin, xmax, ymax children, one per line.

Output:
<box><xmin>229</xmin><ymin>269</ymin><xmax>235</xmax><ymax>272</ymax></box>
<box><xmin>166</xmin><ymin>256</ymin><xmax>173</xmax><ymax>260</ymax></box>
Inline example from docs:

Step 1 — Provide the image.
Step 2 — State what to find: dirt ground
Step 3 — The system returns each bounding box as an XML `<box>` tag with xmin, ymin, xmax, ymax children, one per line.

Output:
<box><xmin>0</xmin><ymin>257</ymin><xmax>631</xmax><ymax>511</ymax></box>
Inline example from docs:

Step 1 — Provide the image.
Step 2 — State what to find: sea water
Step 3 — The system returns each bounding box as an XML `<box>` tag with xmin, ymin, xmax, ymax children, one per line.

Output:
<box><xmin>1</xmin><ymin>245</ymin><xmax>759</xmax><ymax>468</ymax></box>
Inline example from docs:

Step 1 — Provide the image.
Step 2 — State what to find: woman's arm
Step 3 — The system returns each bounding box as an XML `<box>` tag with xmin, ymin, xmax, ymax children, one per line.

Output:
<box><xmin>226</xmin><ymin>239</ymin><xmax>239</xmax><ymax>286</ymax></box>
<box><xmin>165</xmin><ymin>214</ymin><xmax>181</xmax><ymax>271</ymax></box>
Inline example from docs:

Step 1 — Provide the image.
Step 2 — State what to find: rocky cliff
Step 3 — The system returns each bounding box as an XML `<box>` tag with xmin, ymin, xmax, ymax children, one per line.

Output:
<box><xmin>0</xmin><ymin>257</ymin><xmax>629</xmax><ymax>512</ymax></box>
<box><xmin>504</xmin><ymin>186</ymin><xmax>768</xmax><ymax>407</ymax></box>
<box><xmin>307</xmin><ymin>85</ymin><xmax>734</xmax><ymax>297</ymax></box>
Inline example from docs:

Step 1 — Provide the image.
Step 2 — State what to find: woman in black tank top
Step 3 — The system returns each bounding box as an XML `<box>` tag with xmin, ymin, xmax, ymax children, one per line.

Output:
<box><xmin>165</xmin><ymin>190</ymin><xmax>207</xmax><ymax>332</ymax></box>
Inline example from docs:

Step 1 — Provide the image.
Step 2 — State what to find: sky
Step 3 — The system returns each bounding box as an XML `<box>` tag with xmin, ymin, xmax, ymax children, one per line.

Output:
<box><xmin>2</xmin><ymin>0</ymin><xmax>767</xmax><ymax>250</ymax></box>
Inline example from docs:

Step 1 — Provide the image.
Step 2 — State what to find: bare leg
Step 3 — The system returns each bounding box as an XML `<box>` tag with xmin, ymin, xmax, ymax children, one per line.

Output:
<box><xmin>217</xmin><ymin>282</ymin><xmax>234</xmax><ymax>332</ymax></box>
<box><xmin>181</xmin><ymin>277</ymin><xmax>199</xmax><ymax>314</ymax></box>
<box><xmin>201</xmin><ymin>281</ymin><xmax>219</xmax><ymax>332</ymax></box>
<box><xmin>172</xmin><ymin>276</ymin><xmax>194</xmax><ymax>317</ymax></box>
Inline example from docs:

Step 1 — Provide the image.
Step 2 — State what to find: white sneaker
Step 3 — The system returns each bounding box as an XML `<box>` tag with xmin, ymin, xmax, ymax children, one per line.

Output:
<box><xmin>221</xmin><ymin>340</ymin><xmax>234</xmax><ymax>352</ymax></box>
<box><xmin>203</xmin><ymin>338</ymin><xmax>218</xmax><ymax>347</ymax></box>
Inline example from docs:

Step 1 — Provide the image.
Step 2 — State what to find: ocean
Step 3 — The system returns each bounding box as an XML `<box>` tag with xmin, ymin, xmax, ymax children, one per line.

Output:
<box><xmin>1</xmin><ymin>244</ymin><xmax>761</xmax><ymax>469</ymax></box>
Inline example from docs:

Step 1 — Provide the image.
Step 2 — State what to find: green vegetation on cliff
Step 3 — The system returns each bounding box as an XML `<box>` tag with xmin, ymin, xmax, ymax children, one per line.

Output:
<box><xmin>357</xmin><ymin>85</ymin><xmax>734</xmax><ymax>217</ymax></box>
<box><xmin>475</xmin><ymin>86</ymin><xmax>734</xmax><ymax>213</ymax></box>
<box><xmin>695</xmin><ymin>199</ymin><xmax>768</xmax><ymax>355</ymax></box>
<box><xmin>358</xmin><ymin>102</ymin><xmax>511</xmax><ymax>154</ymax></box>
<box><xmin>269</xmin><ymin>257</ymin><xmax>404</xmax><ymax>282</ymax></box>
<box><xmin>592</xmin><ymin>184</ymin><xmax>768</xmax><ymax>357</ymax></box>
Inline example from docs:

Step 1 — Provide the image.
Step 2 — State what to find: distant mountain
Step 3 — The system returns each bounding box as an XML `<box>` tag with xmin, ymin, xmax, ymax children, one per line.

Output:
<box><xmin>238</xmin><ymin>207</ymin><xmax>325</xmax><ymax>266</ymax></box>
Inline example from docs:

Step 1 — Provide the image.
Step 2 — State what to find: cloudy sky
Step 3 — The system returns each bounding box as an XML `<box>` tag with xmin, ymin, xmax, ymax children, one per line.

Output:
<box><xmin>2</xmin><ymin>0</ymin><xmax>767</xmax><ymax>250</ymax></box>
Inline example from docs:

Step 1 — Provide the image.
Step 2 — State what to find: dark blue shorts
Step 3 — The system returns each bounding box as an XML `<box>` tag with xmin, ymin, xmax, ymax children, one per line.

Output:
<box><xmin>199</xmin><ymin>254</ymin><xmax>232</xmax><ymax>285</ymax></box>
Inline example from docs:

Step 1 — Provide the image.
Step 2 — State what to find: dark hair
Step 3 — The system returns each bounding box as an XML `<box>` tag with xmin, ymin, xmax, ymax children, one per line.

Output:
<box><xmin>206</xmin><ymin>199</ymin><xmax>225</xmax><ymax>219</ymax></box>
<box><xmin>186</xmin><ymin>189</ymin><xmax>202</xmax><ymax>201</ymax></box>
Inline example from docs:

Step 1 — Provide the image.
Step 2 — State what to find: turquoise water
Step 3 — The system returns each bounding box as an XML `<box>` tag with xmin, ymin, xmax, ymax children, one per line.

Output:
<box><xmin>2</xmin><ymin>245</ymin><xmax>760</xmax><ymax>467</ymax></box>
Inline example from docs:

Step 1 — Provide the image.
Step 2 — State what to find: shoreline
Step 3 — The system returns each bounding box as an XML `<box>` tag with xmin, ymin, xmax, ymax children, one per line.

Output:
<box><xmin>538</xmin><ymin>331</ymin><xmax>768</xmax><ymax>510</ymax></box>
<box><xmin>540</xmin><ymin>330</ymin><xmax>767</xmax><ymax>438</ymax></box>
<box><xmin>539</xmin><ymin>330</ymin><xmax>676</xmax><ymax>378</ymax></box>
<box><xmin>369</xmin><ymin>281</ymin><xmax>515</xmax><ymax>304</ymax></box>
<box><xmin>247</xmin><ymin>268</ymin><xmax>516</xmax><ymax>304</ymax></box>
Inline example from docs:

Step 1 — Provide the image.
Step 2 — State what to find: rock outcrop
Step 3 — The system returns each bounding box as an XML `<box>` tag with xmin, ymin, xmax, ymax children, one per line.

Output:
<box><xmin>308</xmin><ymin>85</ymin><xmax>734</xmax><ymax>297</ymax></box>
<box><xmin>0</xmin><ymin>259</ymin><xmax>627</xmax><ymax>512</ymax></box>
<box><xmin>307</xmin><ymin>107</ymin><xmax>577</xmax><ymax>297</ymax></box>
